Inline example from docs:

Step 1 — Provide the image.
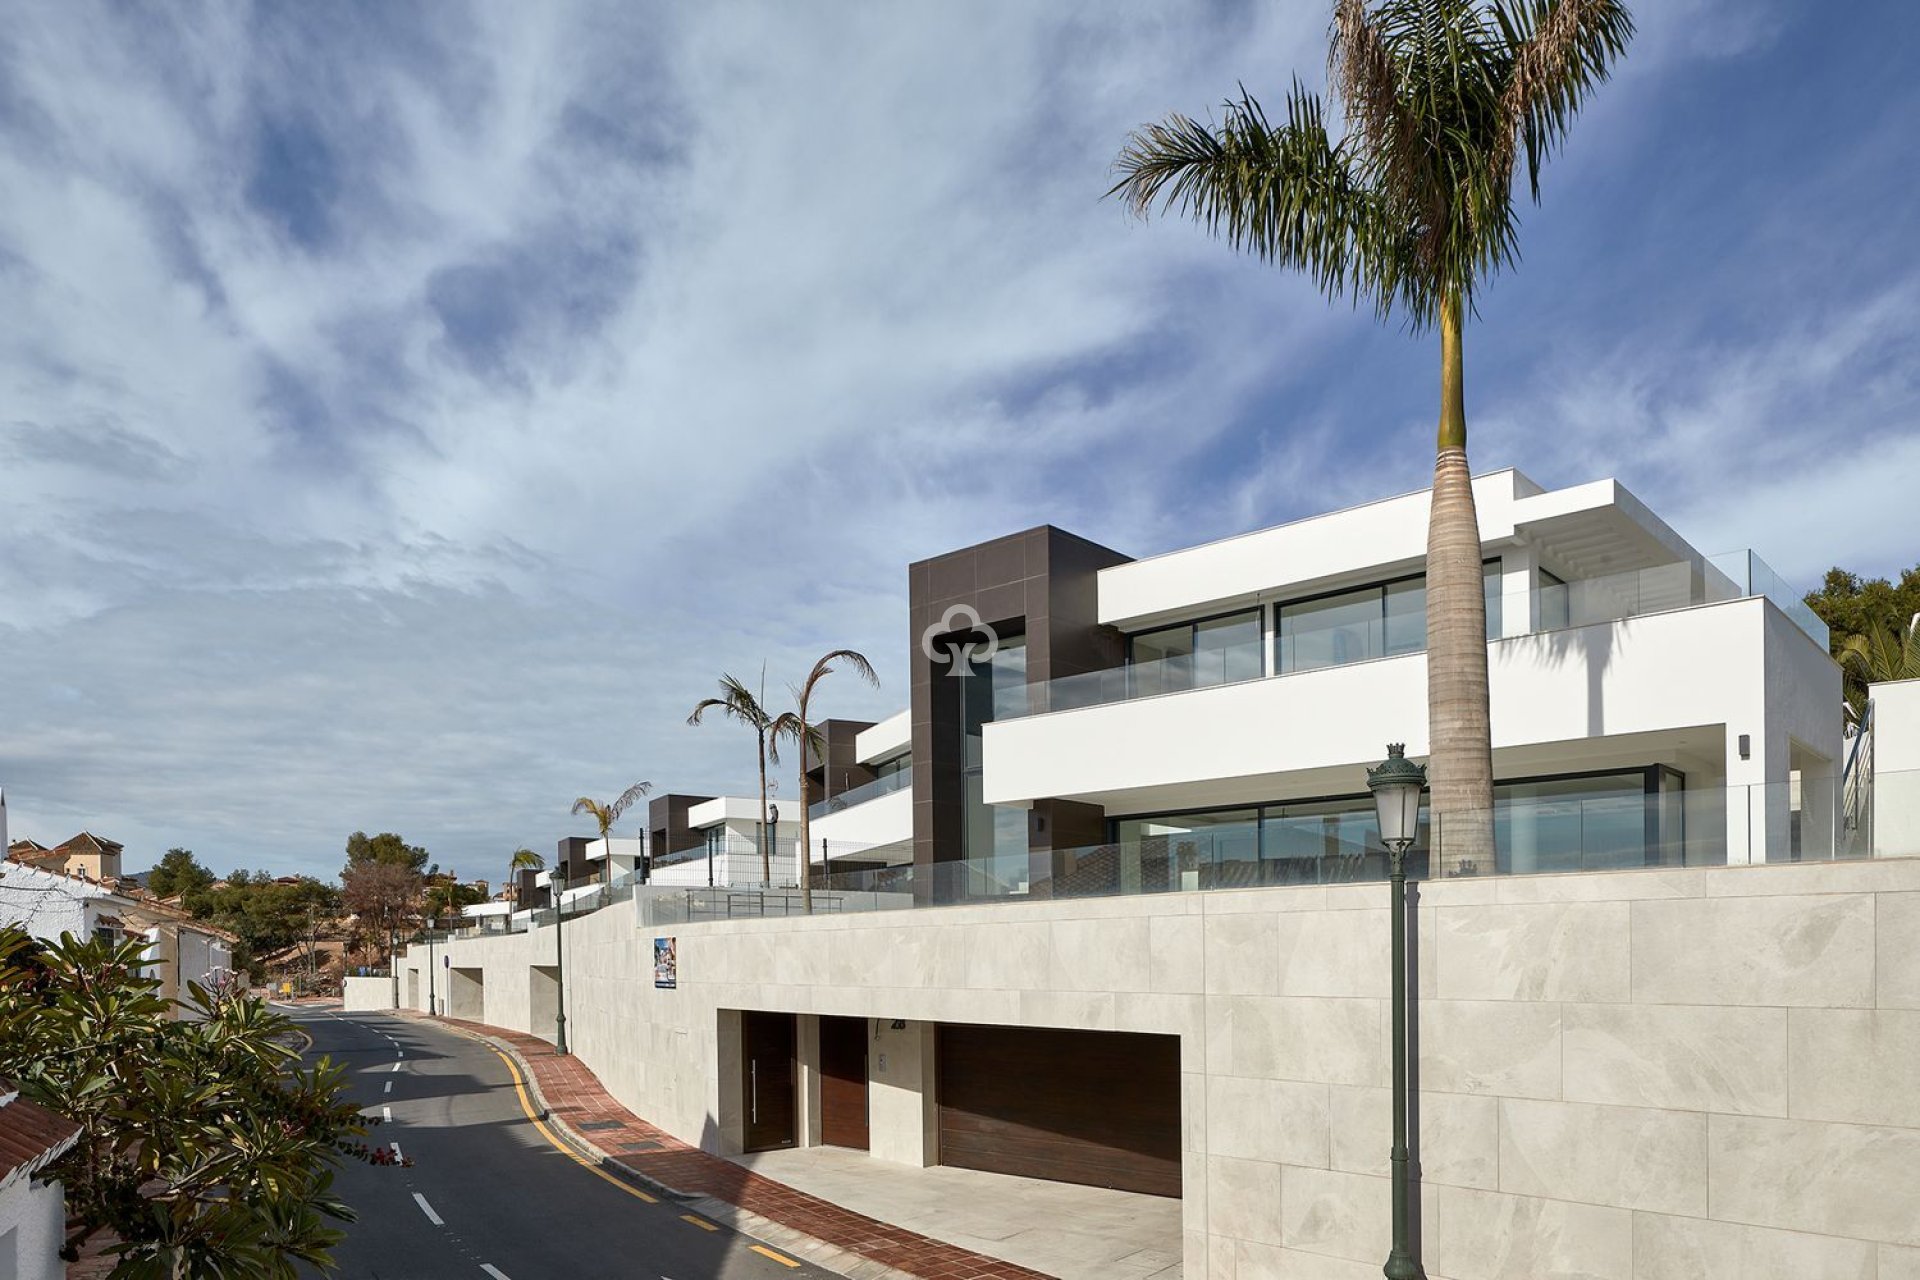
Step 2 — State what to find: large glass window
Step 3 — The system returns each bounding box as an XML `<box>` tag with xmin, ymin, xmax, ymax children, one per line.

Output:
<box><xmin>1106</xmin><ymin>764</ymin><xmax>1683</xmax><ymax>891</ymax></box>
<box><xmin>1128</xmin><ymin>609</ymin><xmax>1262</xmax><ymax>694</ymax></box>
<box><xmin>1276</xmin><ymin>560</ymin><xmax>1503</xmax><ymax>673</ymax></box>
<box><xmin>1114</xmin><ymin>810</ymin><xmax>1261</xmax><ymax>893</ymax></box>
<box><xmin>959</xmin><ymin>635</ymin><xmax>1030</xmax><ymax>897</ymax></box>
<box><xmin>1539</xmin><ymin>569</ymin><xmax>1570</xmax><ymax>630</ymax></box>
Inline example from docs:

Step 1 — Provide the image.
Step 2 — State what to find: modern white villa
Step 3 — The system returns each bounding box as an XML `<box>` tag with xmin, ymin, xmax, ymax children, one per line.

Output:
<box><xmin>391</xmin><ymin>469</ymin><xmax>1920</xmax><ymax>1280</ymax></box>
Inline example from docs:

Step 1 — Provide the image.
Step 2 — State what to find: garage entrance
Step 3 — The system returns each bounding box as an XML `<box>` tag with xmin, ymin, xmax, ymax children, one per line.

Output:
<box><xmin>818</xmin><ymin>1016</ymin><xmax>870</xmax><ymax>1150</ymax></box>
<box><xmin>742</xmin><ymin>1011</ymin><xmax>797</xmax><ymax>1152</ymax></box>
<box><xmin>935</xmin><ymin>1024</ymin><xmax>1181</xmax><ymax>1198</ymax></box>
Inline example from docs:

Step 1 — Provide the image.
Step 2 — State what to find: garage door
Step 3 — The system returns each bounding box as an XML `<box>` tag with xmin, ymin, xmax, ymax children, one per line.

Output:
<box><xmin>936</xmin><ymin>1024</ymin><xmax>1180</xmax><ymax>1197</ymax></box>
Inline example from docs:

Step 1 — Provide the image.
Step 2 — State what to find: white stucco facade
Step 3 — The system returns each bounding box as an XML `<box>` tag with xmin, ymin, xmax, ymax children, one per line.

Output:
<box><xmin>0</xmin><ymin>1168</ymin><xmax>66</xmax><ymax>1280</ymax></box>
<box><xmin>0</xmin><ymin>860</ymin><xmax>119</xmax><ymax>944</ymax></box>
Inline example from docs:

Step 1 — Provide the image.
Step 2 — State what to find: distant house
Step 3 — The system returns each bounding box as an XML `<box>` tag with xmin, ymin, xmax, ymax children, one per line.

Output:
<box><xmin>0</xmin><ymin>1078</ymin><xmax>81</xmax><ymax>1280</ymax></box>
<box><xmin>3</xmin><ymin>828</ymin><xmax>235</xmax><ymax>1015</ymax></box>
<box><xmin>7</xmin><ymin>831</ymin><xmax>124</xmax><ymax>885</ymax></box>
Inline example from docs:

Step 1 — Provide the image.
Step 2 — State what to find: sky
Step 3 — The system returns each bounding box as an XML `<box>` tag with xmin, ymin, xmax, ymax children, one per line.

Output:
<box><xmin>1</xmin><ymin>2</ymin><xmax>1916</xmax><ymax>882</ymax></box>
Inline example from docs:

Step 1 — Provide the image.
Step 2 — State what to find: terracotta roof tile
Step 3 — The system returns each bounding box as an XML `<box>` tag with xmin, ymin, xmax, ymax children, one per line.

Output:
<box><xmin>0</xmin><ymin>1086</ymin><xmax>81</xmax><ymax>1184</ymax></box>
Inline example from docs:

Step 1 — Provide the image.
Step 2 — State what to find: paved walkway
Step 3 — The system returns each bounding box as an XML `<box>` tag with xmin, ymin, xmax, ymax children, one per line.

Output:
<box><xmin>433</xmin><ymin>1016</ymin><xmax>1058</xmax><ymax>1280</ymax></box>
<box><xmin>737</xmin><ymin>1147</ymin><xmax>1183</xmax><ymax>1280</ymax></box>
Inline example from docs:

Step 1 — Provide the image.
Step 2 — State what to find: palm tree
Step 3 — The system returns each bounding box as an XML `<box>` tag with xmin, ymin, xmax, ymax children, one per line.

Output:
<box><xmin>1111</xmin><ymin>0</ymin><xmax>1633</xmax><ymax>871</ymax></box>
<box><xmin>571</xmin><ymin>784</ymin><xmax>653</xmax><ymax>889</ymax></box>
<box><xmin>506</xmin><ymin>847</ymin><xmax>543</xmax><ymax>907</ymax></box>
<box><xmin>689</xmin><ymin>672</ymin><xmax>778</xmax><ymax>885</ymax></box>
<box><xmin>771</xmin><ymin>650</ymin><xmax>881</xmax><ymax>913</ymax></box>
<box><xmin>1842</xmin><ymin>613</ymin><xmax>1920</xmax><ymax>723</ymax></box>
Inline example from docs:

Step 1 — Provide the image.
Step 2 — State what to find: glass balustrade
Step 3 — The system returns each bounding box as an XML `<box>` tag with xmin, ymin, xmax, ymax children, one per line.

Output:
<box><xmin>807</xmin><ymin>767</ymin><xmax>913</xmax><ymax>819</ymax></box>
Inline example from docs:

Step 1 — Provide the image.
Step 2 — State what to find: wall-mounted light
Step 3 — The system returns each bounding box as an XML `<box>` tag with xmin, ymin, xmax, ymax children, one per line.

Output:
<box><xmin>1738</xmin><ymin>733</ymin><xmax>1751</xmax><ymax>761</ymax></box>
<box><xmin>890</xmin><ymin>1019</ymin><xmax>907</xmax><ymax>1031</ymax></box>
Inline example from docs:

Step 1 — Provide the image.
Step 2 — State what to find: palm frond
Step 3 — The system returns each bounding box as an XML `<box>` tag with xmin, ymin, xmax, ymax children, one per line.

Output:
<box><xmin>610</xmin><ymin>781</ymin><xmax>653</xmax><ymax>820</ymax></box>
<box><xmin>1112</xmin><ymin>84</ymin><xmax>1399</xmax><ymax>316</ymax></box>
<box><xmin>1331</xmin><ymin>0</ymin><xmax>1434</xmax><ymax>230</ymax></box>
<box><xmin>766</xmin><ymin>711</ymin><xmax>803</xmax><ymax>765</ymax></box>
<box><xmin>801</xmin><ymin>648</ymin><xmax>880</xmax><ymax>705</ymax></box>
<box><xmin>1491</xmin><ymin>0</ymin><xmax>1635</xmax><ymax>197</ymax></box>
<box><xmin>570</xmin><ymin>797</ymin><xmax>606</xmax><ymax>823</ymax></box>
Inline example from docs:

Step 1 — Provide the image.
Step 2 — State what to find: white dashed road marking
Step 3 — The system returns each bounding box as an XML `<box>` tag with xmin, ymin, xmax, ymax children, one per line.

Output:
<box><xmin>391</xmin><ymin>1141</ymin><xmax>403</xmax><ymax>1161</ymax></box>
<box><xmin>384</xmin><ymin>1080</ymin><xmax>392</xmax><ymax>1093</ymax></box>
<box><xmin>382</xmin><ymin>1105</ymin><xmax>392</xmax><ymax>1122</ymax></box>
<box><xmin>413</xmin><ymin>1192</ymin><xmax>443</xmax><ymax>1226</ymax></box>
<box><xmin>481</xmin><ymin>1266</ymin><xmax>511</xmax><ymax>1280</ymax></box>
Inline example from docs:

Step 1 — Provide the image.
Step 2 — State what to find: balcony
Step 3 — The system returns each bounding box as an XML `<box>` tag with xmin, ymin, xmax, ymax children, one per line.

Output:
<box><xmin>997</xmin><ymin>550</ymin><xmax>1824</xmax><ymax>722</ymax></box>
<box><xmin>807</xmin><ymin>767</ymin><xmax>911</xmax><ymax>819</ymax></box>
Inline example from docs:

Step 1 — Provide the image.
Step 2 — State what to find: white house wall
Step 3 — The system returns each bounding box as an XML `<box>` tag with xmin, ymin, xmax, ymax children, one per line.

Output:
<box><xmin>810</xmin><ymin>786</ymin><xmax>912</xmax><ymax>858</ymax></box>
<box><xmin>1095</xmin><ymin>471</ymin><xmax>1703</xmax><ymax>632</ymax></box>
<box><xmin>855</xmin><ymin>711</ymin><xmax>910</xmax><ymax>763</ymax></box>
<box><xmin>0</xmin><ymin>863</ymin><xmax>109</xmax><ymax>943</ymax></box>
<box><xmin>1872</xmin><ymin>679</ymin><xmax>1920</xmax><ymax>855</ymax></box>
<box><xmin>0</xmin><ymin>1173</ymin><xmax>66</xmax><ymax>1280</ymax></box>
<box><xmin>398</xmin><ymin>855</ymin><xmax>1920</xmax><ymax>1280</ymax></box>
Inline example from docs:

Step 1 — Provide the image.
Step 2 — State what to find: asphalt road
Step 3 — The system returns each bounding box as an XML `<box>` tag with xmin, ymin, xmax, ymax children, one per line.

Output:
<box><xmin>293</xmin><ymin>1008</ymin><xmax>838</xmax><ymax>1280</ymax></box>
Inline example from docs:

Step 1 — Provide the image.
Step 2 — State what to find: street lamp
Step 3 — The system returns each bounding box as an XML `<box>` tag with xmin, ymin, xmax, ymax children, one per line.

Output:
<box><xmin>426</xmin><ymin>916</ymin><xmax>438</xmax><ymax>1017</ymax></box>
<box><xmin>1367</xmin><ymin>743</ymin><xmax>1428</xmax><ymax>1280</ymax></box>
<box><xmin>551</xmin><ymin>872</ymin><xmax>569</xmax><ymax>1056</ymax></box>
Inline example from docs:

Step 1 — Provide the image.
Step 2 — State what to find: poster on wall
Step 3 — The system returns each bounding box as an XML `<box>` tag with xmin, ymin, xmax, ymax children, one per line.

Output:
<box><xmin>653</xmin><ymin>936</ymin><xmax>677</xmax><ymax>989</ymax></box>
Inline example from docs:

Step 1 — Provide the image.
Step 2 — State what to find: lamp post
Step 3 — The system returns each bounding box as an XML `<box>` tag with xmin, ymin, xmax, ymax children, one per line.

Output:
<box><xmin>426</xmin><ymin>916</ymin><xmax>438</xmax><ymax>1016</ymax></box>
<box><xmin>1367</xmin><ymin>743</ymin><xmax>1428</xmax><ymax>1280</ymax></box>
<box><xmin>552</xmin><ymin>872</ymin><xmax>569</xmax><ymax>1055</ymax></box>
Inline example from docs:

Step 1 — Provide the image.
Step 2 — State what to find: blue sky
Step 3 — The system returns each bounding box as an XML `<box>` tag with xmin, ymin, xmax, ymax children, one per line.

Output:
<box><xmin>1</xmin><ymin>2</ymin><xmax>1915</xmax><ymax>882</ymax></box>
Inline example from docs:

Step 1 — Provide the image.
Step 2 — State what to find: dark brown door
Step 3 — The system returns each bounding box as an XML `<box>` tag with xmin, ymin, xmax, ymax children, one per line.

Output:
<box><xmin>936</xmin><ymin>1024</ymin><xmax>1181</xmax><ymax>1197</ymax></box>
<box><xmin>742</xmin><ymin>1011</ymin><xmax>796</xmax><ymax>1152</ymax></box>
<box><xmin>818</xmin><ymin>1016</ymin><xmax>870</xmax><ymax>1150</ymax></box>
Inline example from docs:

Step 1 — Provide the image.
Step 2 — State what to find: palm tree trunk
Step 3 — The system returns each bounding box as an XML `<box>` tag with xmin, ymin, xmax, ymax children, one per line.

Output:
<box><xmin>756</xmin><ymin>729</ymin><xmax>772</xmax><ymax>886</ymax></box>
<box><xmin>1427</xmin><ymin>292</ymin><xmax>1496</xmax><ymax>874</ymax></box>
<box><xmin>798</xmin><ymin>716</ymin><xmax>814</xmax><ymax>915</ymax></box>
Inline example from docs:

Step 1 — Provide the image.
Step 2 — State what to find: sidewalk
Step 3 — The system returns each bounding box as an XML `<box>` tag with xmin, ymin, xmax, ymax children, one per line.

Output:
<box><xmin>430</xmin><ymin>1015</ymin><xmax>1058</xmax><ymax>1280</ymax></box>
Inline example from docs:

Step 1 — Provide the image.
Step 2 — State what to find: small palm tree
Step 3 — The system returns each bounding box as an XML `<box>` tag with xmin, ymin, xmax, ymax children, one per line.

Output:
<box><xmin>689</xmin><ymin>672</ymin><xmax>778</xmax><ymax>885</ymax></box>
<box><xmin>771</xmin><ymin>650</ymin><xmax>881</xmax><ymax>912</ymax></box>
<box><xmin>506</xmin><ymin>847</ymin><xmax>544</xmax><ymax>907</ymax></box>
<box><xmin>1843</xmin><ymin>613</ymin><xmax>1920</xmax><ymax>723</ymax></box>
<box><xmin>571</xmin><ymin>784</ymin><xmax>652</xmax><ymax>888</ymax></box>
<box><xmin>1111</xmin><ymin>0</ymin><xmax>1633</xmax><ymax>870</ymax></box>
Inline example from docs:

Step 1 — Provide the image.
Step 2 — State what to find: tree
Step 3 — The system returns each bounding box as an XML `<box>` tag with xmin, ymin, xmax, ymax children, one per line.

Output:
<box><xmin>1111</xmin><ymin>0</ymin><xmax>1633</xmax><ymax>870</ymax></box>
<box><xmin>771</xmin><ymin>650</ymin><xmax>879</xmax><ymax>913</ymax></box>
<box><xmin>570</xmin><ymin>783</ymin><xmax>653</xmax><ymax>889</ymax></box>
<box><xmin>1841</xmin><ymin>615</ymin><xmax>1920</xmax><ymax>723</ymax></box>
<box><xmin>1806</xmin><ymin>564</ymin><xmax>1920</xmax><ymax>713</ymax></box>
<box><xmin>689</xmin><ymin>672</ymin><xmax>780</xmax><ymax>885</ymax></box>
<box><xmin>343</xmin><ymin>831</ymin><xmax>429</xmax><ymax>874</ymax></box>
<box><xmin>341</xmin><ymin>861</ymin><xmax>422</xmax><ymax>966</ymax></box>
<box><xmin>423</xmin><ymin>875</ymin><xmax>487</xmax><ymax>922</ymax></box>
<box><xmin>506</xmin><ymin>847</ymin><xmax>544</xmax><ymax>906</ymax></box>
<box><xmin>145</xmin><ymin>847</ymin><xmax>215</xmax><ymax>900</ymax></box>
<box><xmin>0</xmin><ymin>924</ymin><xmax>394</xmax><ymax>1277</ymax></box>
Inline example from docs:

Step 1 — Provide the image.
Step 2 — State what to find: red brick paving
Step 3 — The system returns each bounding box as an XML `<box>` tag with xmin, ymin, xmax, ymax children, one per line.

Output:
<box><xmin>437</xmin><ymin>1016</ymin><xmax>1055</xmax><ymax>1280</ymax></box>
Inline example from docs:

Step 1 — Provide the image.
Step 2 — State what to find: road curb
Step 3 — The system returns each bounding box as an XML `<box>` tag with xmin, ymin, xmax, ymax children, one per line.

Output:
<box><xmin>405</xmin><ymin>1013</ymin><xmax>932</xmax><ymax>1280</ymax></box>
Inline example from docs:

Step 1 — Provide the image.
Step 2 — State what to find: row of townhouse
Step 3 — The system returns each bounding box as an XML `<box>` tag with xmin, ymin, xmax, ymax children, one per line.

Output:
<box><xmin>0</xmin><ymin>800</ymin><xmax>237</xmax><ymax>1012</ymax></box>
<box><xmin>405</xmin><ymin>468</ymin><xmax>1920</xmax><ymax>1280</ymax></box>
<box><xmin>546</xmin><ymin>468</ymin><xmax>1896</xmax><ymax>903</ymax></box>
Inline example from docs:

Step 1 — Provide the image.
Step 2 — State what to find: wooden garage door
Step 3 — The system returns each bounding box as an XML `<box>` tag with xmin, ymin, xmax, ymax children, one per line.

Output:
<box><xmin>936</xmin><ymin>1024</ymin><xmax>1180</xmax><ymax>1197</ymax></box>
